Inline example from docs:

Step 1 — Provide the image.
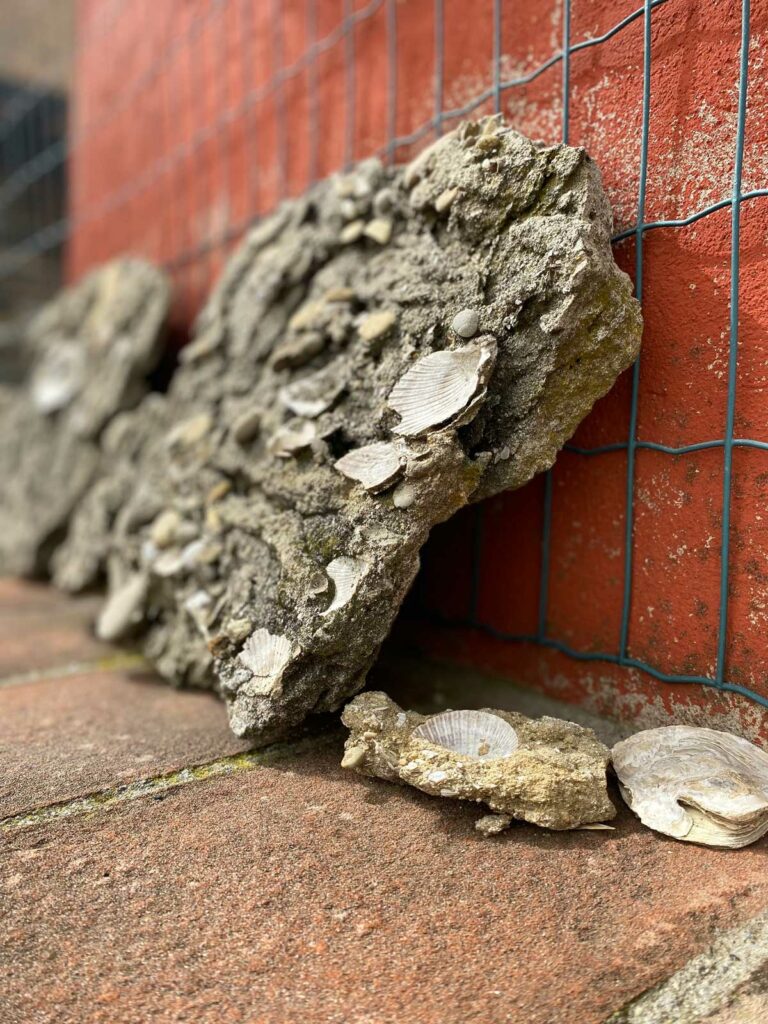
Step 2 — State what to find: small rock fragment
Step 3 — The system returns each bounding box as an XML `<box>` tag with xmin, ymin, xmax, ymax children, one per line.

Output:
<box><xmin>231</xmin><ymin>408</ymin><xmax>262</xmax><ymax>444</ymax></box>
<box><xmin>392</xmin><ymin>482</ymin><xmax>416</xmax><ymax>508</ymax></box>
<box><xmin>364</xmin><ymin>218</ymin><xmax>393</xmax><ymax>245</ymax></box>
<box><xmin>358</xmin><ymin>310</ymin><xmax>397</xmax><ymax>344</ymax></box>
<box><xmin>434</xmin><ymin>187</ymin><xmax>458</xmax><ymax>213</ymax></box>
<box><xmin>340</xmin><ymin>220</ymin><xmax>365</xmax><ymax>244</ymax></box>
<box><xmin>341</xmin><ymin>692</ymin><xmax>616</xmax><ymax>831</ymax></box>
<box><xmin>451</xmin><ymin>308</ymin><xmax>480</xmax><ymax>338</ymax></box>
<box><xmin>475</xmin><ymin>813</ymin><xmax>513</xmax><ymax>837</ymax></box>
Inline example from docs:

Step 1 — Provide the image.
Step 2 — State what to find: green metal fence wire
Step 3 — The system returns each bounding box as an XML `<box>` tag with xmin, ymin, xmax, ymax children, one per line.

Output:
<box><xmin>0</xmin><ymin>0</ymin><xmax>766</xmax><ymax>708</ymax></box>
<box><xmin>459</xmin><ymin>0</ymin><xmax>768</xmax><ymax>711</ymax></box>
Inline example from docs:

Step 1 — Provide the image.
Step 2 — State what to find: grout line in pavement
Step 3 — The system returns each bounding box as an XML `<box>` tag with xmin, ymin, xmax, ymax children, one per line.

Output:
<box><xmin>0</xmin><ymin>652</ymin><xmax>150</xmax><ymax>689</ymax></box>
<box><xmin>1</xmin><ymin>730</ymin><xmax>343</xmax><ymax>834</ymax></box>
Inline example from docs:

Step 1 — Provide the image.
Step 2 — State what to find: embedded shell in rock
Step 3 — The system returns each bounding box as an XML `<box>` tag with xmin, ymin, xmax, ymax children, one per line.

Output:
<box><xmin>612</xmin><ymin>726</ymin><xmax>768</xmax><ymax>848</ymax></box>
<box><xmin>95</xmin><ymin>116</ymin><xmax>641</xmax><ymax>741</ymax></box>
<box><xmin>412</xmin><ymin>709</ymin><xmax>519</xmax><ymax>760</ymax></box>
<box><xmin>0</xmin><ymin>259</ymin><xmax>170</xmax><ymax>579</ymax></box>
<box><xmin>341</xmin><ymin>692</ymin><xmax>616</xmax><ymax>833</ymax></box>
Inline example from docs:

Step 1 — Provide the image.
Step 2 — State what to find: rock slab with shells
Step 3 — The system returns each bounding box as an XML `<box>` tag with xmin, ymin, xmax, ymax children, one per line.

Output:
<box><xmin>340</xmin><ymin>691</ymin><xmax>616</xmax><ymax>833</ymax></box>
<box><xmin>612</xmin><ymin>726</ymin><xmax>768</xmax><ymax>848</ymax></box>
<box><xmin>94</xmin><ymin>116</ymin><xmax>641</xmax><ymax>739</ymax></box>
<box><xmin>0</xmin><ymin>259</ymin><xmax>169</xmax><ymax>578</ymax></box>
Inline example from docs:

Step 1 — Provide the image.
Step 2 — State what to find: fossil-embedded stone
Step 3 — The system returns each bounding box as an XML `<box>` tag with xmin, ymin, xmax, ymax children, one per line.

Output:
<box><xmin>341</xmin><ymin>692</ymin><xmax>616</xmax><ymax>833</ymax></box>
<box><xmin>93</xmin><ymin>117</ymin><xmax>640</xmax><ymax>740</ymax></box>
<box><xmin>0</xmin><ymin>259</ymin><xmax>169</xmax><ymax>579</ymax></box>
<box><xmin>612</xmin><ymin>726</ymin><xmax>768</xmax><ymax>848</ymax></box>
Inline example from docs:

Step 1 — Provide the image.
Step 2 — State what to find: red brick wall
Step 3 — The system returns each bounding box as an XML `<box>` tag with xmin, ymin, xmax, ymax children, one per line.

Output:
<box><xmin>69</xmin><ymin>0</ymin><xmax>768</xmax><ymax>734</ymax></box>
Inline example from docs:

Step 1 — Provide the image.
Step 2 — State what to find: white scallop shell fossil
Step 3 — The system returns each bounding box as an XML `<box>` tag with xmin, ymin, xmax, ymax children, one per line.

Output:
<box><xmin>612</xmin><ymin>726</ymin><xmax>768</xmax><ymax>848</ymax></box>
<box><xmin>388</xmin><ymin>339</ymin><xmax>496</xmax><ymax>436</ymax></box>
<box><xmin>322</xmin><ymin>556</ymin><xmax>368</xmax><ymax>616</ymax></box>
<box><xmin>238</xmin><ymin>628</ymin><xmax>297</xmax><ymax>696</ymax></box>
<box><xmin>412</xmin><ymin>709</ymin><xmax>519</xmax><ymax>761</ymax></box>
<box><xmin>334</xmin><ymin>441</ymin><xmax>404</xmax><ymax>493</ymax></box>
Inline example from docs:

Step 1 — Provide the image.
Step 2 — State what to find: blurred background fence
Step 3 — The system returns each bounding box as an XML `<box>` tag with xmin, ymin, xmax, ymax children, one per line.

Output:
<box><xmin>1</xmin><ymin>0</ymin><xmax>767</xmax><ymax>733</ymax></box>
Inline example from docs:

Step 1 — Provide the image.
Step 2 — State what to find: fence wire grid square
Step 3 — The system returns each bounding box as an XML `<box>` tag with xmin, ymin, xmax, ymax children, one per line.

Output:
<box><xmin>1</xmin><ymin>0</ymin><xmax>767</xmax><ymax>709</ymax></box>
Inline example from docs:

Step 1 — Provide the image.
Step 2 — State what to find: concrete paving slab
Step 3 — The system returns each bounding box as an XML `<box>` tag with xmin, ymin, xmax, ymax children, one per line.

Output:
<box><xmin>3</xmin><ymin>743</ymin><xmax>768</xmax><ymax>1024</ymax></box>
<box><xmin>0</xmin><ymin>669</ymin><xmax>250</xmax><ymax>818</ymax></box>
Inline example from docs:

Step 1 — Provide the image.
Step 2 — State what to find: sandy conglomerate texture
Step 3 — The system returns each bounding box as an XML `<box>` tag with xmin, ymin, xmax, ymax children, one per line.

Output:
<box><xmin>95</xmin><ymin>117</ymin><xmax>641</xmax><ymax>741</ymax></box>
<box><xmin>0</xmin><ymin>259</ymin><xmax>169</xmax><ymax>578</ymax></box>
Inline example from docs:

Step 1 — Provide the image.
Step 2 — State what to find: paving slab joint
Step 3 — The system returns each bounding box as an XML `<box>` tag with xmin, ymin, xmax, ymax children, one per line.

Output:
<box><xmin>606</xmin><ymin>906</ymin><xmax>768</xmax><ymax>1023</ymax></box>
<box><xmin>0</xmin><ymin>651</ymin><xmax>148</xmax><ymax>689</ymax></box>
<box><xmin>1</xmin><ymin>728</ymin><xmax>343</xmax><ymax>834</ymax></box>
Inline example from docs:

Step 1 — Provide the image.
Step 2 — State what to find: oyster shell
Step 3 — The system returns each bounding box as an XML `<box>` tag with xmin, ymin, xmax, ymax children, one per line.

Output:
<box><xmin>413</xmin><ymin>709</ymin><xmax>519</xmax><ymax>760</ymax></box>
<box><xmin>612</xmin><ymin>726</ymin><xmax>768</xmax><ymax>848</ymax></box>
<box><xmin>334</xmin><ymin>441</ymin><xmax>404</xmax><ymax>493</ymax></box>
<box><xmin>388</xmin><ymin>340</ymin><xmax>496</xmax><ymax>436</ymax></box>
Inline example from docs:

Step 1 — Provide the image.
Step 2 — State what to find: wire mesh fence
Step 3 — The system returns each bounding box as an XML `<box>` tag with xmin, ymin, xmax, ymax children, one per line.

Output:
<box><xmin>1</xmin><ymin>0</ymin><xmax>767</xmax><ymax>714</ymax></box>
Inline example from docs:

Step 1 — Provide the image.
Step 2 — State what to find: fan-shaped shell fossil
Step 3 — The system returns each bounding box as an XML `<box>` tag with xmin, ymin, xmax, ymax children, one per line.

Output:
<box><xmin>322</xmin><ymin>556</ymin><xmax>367</xmax><ymax>616</ymax></box>
<box><xmin>238</xmin><ymin>628</ymin><xmax>296</xmax><ymax>695</ymax></box>
<box><xmin>279</xmin><ymin>361</ymin><xmax>346</xmax><ymax>419</ymax></box>
<box><xmin>612</xmin><ymin>726</ymin><xmax>768</xmax><ymax>848</ymax></box>
<box><xmin>412</xmin><ymin>709</ymin><xmax>519</xmax><ymax>761</ymax></box>
<box><xmin>388</xmin><ymin>340</ymin><xmax>496</xmax><ymax>436</ymax></box>
<box><xmin>334</xmin><ymin>442</ymin><xmax>404</xmax><ymax>493</ymax></box>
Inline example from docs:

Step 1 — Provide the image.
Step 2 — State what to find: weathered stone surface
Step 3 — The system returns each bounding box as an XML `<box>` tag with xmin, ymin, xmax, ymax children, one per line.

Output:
<box><xmin>0</xmin><ymin>259</ymin><xmax>169</xmax><ymax>578</ymax></box>
<box><xmin>341</xmin><ymin>691</ymin><xmax>616</xmax><ymax>831</ymax></box>
<box><xmin>98</xmin><ymin>117</ymin><xmax>641</xmax><ymax>738</ymax></box>
<box><xmin>52</xmin><ymin>395</ymin><xmax>170</xmax><ymax>592</ymax></box>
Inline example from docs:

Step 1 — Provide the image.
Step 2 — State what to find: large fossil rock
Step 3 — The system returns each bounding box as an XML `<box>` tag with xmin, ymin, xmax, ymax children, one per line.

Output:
<box><xmin>97</xmin><ymin>116</ymin><xmax>641</xmax><ymax>739</ymax></box>
<box><xmin>612</xmin><ymin>726</ymin><xmax>768</xmax><ymax>848</ymax></box>
<box><xmin>341</xmin><ymin>691</ymin><xmax>616</xmax><ymax>833</ymax></box>
<box><xmin>0</xmin><ymin>259</ymin><xmax>169</xmax><ymax>577</ymax></box>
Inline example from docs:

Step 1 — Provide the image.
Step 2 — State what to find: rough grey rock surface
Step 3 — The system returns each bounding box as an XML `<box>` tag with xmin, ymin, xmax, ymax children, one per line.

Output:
<box><xmin>99</xmin><ymin>117</ymin><xmax>641</xmax><ymax>740</ymax></box>
<box><xmin>0</xmin><ymin>259</ymin><xmax>169</xmax><ymax>577</ymax></box>
<box><xmin>341</xmin><ymin>691</ymin><xmax>616</xmax><ymax>831</ymax></box>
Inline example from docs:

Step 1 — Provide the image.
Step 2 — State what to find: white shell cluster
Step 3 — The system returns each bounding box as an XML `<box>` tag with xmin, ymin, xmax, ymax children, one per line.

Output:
<box><xmin>412</xmin><ymin>709</ymin><xmax>519</xmax><ymax>761</ymax></box>
<box><xmin>612</xmin><ymin>726</ymin><xmax>768</xmax><ymax>848</ymax></box>
<box><xmin>388</xmin><ymin>340</ymin><xmax>496</xmax><ymax>437</ymax></box>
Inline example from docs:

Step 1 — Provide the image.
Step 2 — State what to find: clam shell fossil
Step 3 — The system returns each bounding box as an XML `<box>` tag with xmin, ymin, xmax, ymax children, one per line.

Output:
<box><xmin>334</xmin><ymin>442</ymin><xmax>404</xmax><ymax>493</ymax></box>
<box><xmin>388</xmin><ymin>340</ymin><xmax>496</xmax><ymax>436</ymax></box>
<box><xmin>412</xmin><ymin>709</ymin><xmax>519</xmax><ymax>761</ymax></box>
<box><xmin>267</xmin><ymin>419</ymin><xmax>317</xmax><ymax>457</ymax></box>
<box><xmin>279</xmin><ymin>361</ymin><xmax>346</xmax><ymax>419</ymax></box>
<box><xmin>322</xmin><ymin>556</ymin><xmax>367</xmax><ymax>616</ymax></box>
<box><xmin>238</xmin><ymin>628</ymin><xmax>296</xmax><ymax>696</ymax></box>
<box><xmin>612</xmin><ymin>726</ymin><xmax>768</xmax><ymax>848</ymax></box>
